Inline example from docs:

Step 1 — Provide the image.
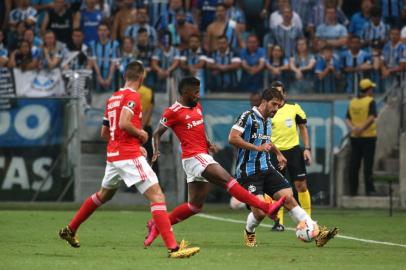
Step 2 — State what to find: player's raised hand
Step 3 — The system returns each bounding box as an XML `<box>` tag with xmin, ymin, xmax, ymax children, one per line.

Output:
<box><xmin>151</xmin><ymin>150</ymin><xmax>160</xmax><ymax>163</ymax></box>
<box><xmin>276</xmin><ymin>153</ymin><xmax>287</xmax><ymax>170</ymax></box>
<box><xmin>137</xmin><ymin>129</ymin><xmax>149</xmax><ymax>144</ymax></box>
<box><xmin>256</xmin><ymin>143</ymin><xmax>272</xmax><ymax>152</ymax></box>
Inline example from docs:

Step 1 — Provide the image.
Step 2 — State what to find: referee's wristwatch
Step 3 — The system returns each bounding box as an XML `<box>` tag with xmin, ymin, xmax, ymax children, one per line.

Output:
<box><xmin>304</xmin><ymin>147</ymin><xmax>311</xmax><ymax>151</ymax></box>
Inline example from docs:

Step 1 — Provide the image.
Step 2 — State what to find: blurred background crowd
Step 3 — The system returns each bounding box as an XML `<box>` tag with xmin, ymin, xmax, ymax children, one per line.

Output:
<box><xmin>0</xmin><ymin>0</ymin><xmax>405</xmax><ymax>96</ymax></box>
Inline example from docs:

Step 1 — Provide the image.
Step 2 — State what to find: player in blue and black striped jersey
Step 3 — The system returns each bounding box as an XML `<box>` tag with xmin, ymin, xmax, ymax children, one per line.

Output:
<box><xmin>229</xmin><ymin>87</ymin><xmax>338</xmax><ymax>248</ymax></box>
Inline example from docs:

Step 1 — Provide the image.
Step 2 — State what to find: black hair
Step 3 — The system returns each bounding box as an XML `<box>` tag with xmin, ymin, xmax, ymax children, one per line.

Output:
<box><xmin>178</xmin><ymin>76</ymin><xmax>200</xmax><ymax>94</ymax></box>
<box><xmin>261</xmin><ymin>87</ymin><xmax>284</xmax><ymax>101</ymax></box>
<box><xmin>138</xmin><ymin>27</ymin><xmax>148</xmax><ymax>35</ymax></box>
<box><xmin>270</xmin><ymin>81</ymin><xmax>285</xmax><ymax>93</ymax></box>
<box><xmin>370</xmin><ymin>6</ymin><xmax>381</xmax><ymax>17</ymax></box>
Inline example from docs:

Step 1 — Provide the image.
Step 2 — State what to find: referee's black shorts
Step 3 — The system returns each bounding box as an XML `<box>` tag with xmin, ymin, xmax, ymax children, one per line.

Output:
<box><xmin>237</xmin><ymin>168</ymin><xmax>291</xmax><ymax>197</ymax></box>
<box><xmin>271</xmin><ymin>145</ymin><xmax>307</xmax><ymax>181</ymax></box>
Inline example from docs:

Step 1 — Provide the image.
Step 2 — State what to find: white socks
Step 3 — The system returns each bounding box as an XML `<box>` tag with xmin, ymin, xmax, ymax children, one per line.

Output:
<box><xmin>246</xmin><ymin>212</ymin><xmax>260</xmax><ymax>233</ymax></box>
<box><xmin>289</xmin><ymin>205</ymin><xmax>313</xmax><ymax>225</ymax></box>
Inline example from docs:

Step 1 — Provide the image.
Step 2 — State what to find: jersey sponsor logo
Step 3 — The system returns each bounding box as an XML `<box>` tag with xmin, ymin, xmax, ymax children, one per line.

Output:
<box><xmin>285</xmin><ymin>118</ymin><xmax>293</xmax><ymax>128</ymax></box>
<box><xmin>248</xmin><ymin>184</ymin><xmax>256</xmax><ymax>193</ymax></box>
<box><xmin>127</xmin><ymin>100</ymin><xmax>136</xmax><ymax>109</ymax></box>
<box><xmin>109</xmin><ymin>95</ymin><xmax>123</xmax><ymax>101</ymax></box>
<box><xmin>251</xmin><ymin>133</ymin><xmax>271</xmax><ymax>140</ymax></box>
<box><xmin>107</xmin><ymin>151</ymin><xmax>119</xmax><ymax>157</ymax></box>
<box><xmin>107</xmin><ymin>100</ymin><xmax>120</xmax><ymax>109</ymax></box>
<box><xmin>186</xmin><ymin>119</ymin><xmax>204</xmax><ymax>129</ymax></box>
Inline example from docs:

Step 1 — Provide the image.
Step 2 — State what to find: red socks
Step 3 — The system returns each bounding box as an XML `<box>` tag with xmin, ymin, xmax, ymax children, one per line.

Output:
<box><xmin>69</xmin><ymin>192</ymin><xmax>103</xmax><ymax>233</ymax></box>
<box><xmin>169</xmin><ymin>203</ymin><xmax>202</xmax><ymax>225</ymax></box>
<box><xmin>151</xmin><ymin>202</ymin><xmax>177</xmax><ymax>250</ymax></box>
<box><xmin>226</xmin><ymin>179</ymin><xmax>269</xmax><ymax>213</ymax></box>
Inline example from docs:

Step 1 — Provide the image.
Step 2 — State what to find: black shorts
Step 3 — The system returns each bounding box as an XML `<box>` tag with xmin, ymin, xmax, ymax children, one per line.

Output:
<box><xmin>271</xmin><ymin>145</ymin><xmax>307</xmax><ymax>181</ymax></box>
<box><xmin>237</xmin><ymin>168</ymin><xmax>291</xmax><ymax>197</ymax></box>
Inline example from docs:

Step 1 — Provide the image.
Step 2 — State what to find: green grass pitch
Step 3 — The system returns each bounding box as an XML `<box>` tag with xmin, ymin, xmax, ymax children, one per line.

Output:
<box><xmin>1</xmin><ymin>205</ymin><xmax>405</xmax><ymax>270</ymax></box>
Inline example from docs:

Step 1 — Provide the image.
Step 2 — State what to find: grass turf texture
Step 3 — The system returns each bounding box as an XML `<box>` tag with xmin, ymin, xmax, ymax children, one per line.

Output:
<box><xmin>1</xmin><ymin>205</ymin><xmax>405</xmax><ymax>270</ymax></box>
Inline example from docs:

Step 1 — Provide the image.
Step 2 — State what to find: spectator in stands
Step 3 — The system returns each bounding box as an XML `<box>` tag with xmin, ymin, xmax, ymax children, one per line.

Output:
<box><xmin>224</xmin><ymin>0</ymin><xmax>246</xmax><ymax>33</ymax></box>
<box><xmin>119</xmin><ymin>36</ymin><xmax>137</xmax><ymax>77</ymax></box>
<box><xmin>270</xmin><ymin>5</ymin><xmax>303</xmax><ymax>58</ymax></box>
<box><xmin>111</xmin><ymin>0</ymin><xmax>136</xmax><ymax>41</ymax></box>
<box><xmin>349</xmin><ymin>0</ymin><xmax>373</xmax><ymax>38</ymax></box>
<box><xmin>151</xmin><ymin>30</ymin><xmax>180</xmax><ymax>93</ymax></box>
<box><xmin>88</xmin><ymin>21</ymin><xmax>120</xmax><ymax>92</ymax></box>
<box><xmin>32</xmin><ymin>0</ymin><xmax>54</xmax><ymax>29</ymax></box>
<box><xmin>206</xmin><ymin>35</ymin><xmax>241</xmax><ymax>92</ymax></box>
<box><xmin>289</xmin><ymin>38</ymin><xmax>316</xmax><ymax>93</ymax></box>
<box><xmin>0</xmin><ymin>30</ymin><xmax>8</xmax><ymax>67</ymax></box>
<box><xmin>167</xmin><ymin>8</ymin><xmax>199</xmax><ymax>52</ymax></box>
<box><xmin>39</xmin><ymin>30</ymin><xmax>66</xmax><ymax>69</ymax></box>
<box><xmin>240</xmin><ymin>34</ymin><xmax>266</xmax><ymax>93</ymax></box>
<box><xmin>8</xmin><ymin>40</ymin><xmax>39</xmax><ymax>71</ymax></box>
<box><xmin>205</xmin><ymin>3</ymin><xmax>242</xmax><ymax>53</ymax></box>
<box><xmin>180</xmin><ymin>34</ymin><xmax>207</xmax><ymax>95</ymax></box>
<box><xmin>0</xmin><ymin>0</ymin><xmax>11</xmax><ymax>30</ymax></box>
<box><xmin>155</xmin><ymin>0</ymin><xmax>194</xmax><ymax>31</ymax></box>
<box><xmin>8</xmin><ymin>21</ymin><xmax>27</xmax><ymax>51</ymax></box>
<box><xmin>341</xmin><ymin>36</ymin><xmax>372</xmax><ymax>94</ymax></box>
<box><xmin>370</xmin><ymin>40</ymin><xmax>384</xmax><ymax>93</ymax></box>
<box><xmin>9</xmin><ymin>0</ymin><xmax>37</xmax><ymax>31</ymax></box>
<box><xmin>194</xmin><ymin>0</ymin><xmax>220</xmax><ymax>32</ymax></box>
<box><xmin>307</xmin><ymin>0</ymin><xmax>348</xmax><ymax>46</ymax></box>
<box><xmin>23</xmin><ymin>27</ymin><xmax>42</xmax><ymax>47</ymax></box>
<box><xmin>290</xmin><ymin>0</ymin><xmax>317</xmax><ymax>31</ymax></box>
<box><xmin>380</xmin><ymin>0</ymin><xmax>405</xmax><ymax>26</ymax></box>
<box><xmin>315</xmin><ymin>45</ymin><xmax>341</xmax><ymax>93</ymax></box>
<box><xmin>269</xmin><ymin>0</ymin><xmax>303</xmax><ymax>31</ymax></box>
<box><xmin>315</xmin><ymin>6</ymin><xmax>348</xmax><ymax>51</ymax></box>
<box><xmin>238</xmin><ymin>0</ymin><xmax>270</xmax><ymax>42</ymax></box>
<box><xmin>266</xmin><ymin>45</ymin><xmax>289</xmax><ymax>87</ymax></box>
<box><xmin>124</xmin><ymin>6</ymin><xmax>158</xmax><ymax>46</ymax></box>
<box><xmin>146</xmin><ymin>0</ymin><xmax>169</xmax><ymax>28</ymax></box>
<box><xmin>41</xmin><ymin>0</ymin><xmax>74</xmax><ymax>45</ymax></box>
<box><xmin>64</xmin><ymin>28</ymin><xmax>89</xmax><ymax>70</ymax></box>
<box><xmin>381</xmin><ymin>27</ymin><xmax>405</xmax><ymax>88</ymax></box>
<box><xmin>360</xmin><ymin>6</ymin><xmax>389</xmax><ymax>53</ymax></box>
<box><xmin>134</xmin><ymin>27</ymin><xmax>155</xmax><ymax>88</ymax></box>
<box><xmin>73</xmin><ymin>0</ymin><xmax>103</xmax><ymax>45</ymax></box>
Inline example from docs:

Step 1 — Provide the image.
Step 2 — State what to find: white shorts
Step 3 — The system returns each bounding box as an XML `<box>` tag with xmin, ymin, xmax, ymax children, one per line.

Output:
<box><xmin>101</xmin><ymin>156</ymin><xmax>158</xmax><ymax>194</ymax></box>
<box><xmin>181</xmin><ymin>153</ymin><xmax>218</xmax><ymax>183</ymax></box>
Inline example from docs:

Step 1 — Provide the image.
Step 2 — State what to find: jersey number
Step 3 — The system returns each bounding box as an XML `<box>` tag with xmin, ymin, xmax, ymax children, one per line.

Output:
<box><xmin>108</xmin><ymin>110</ymin><xmax>117</xmax><ymax>141</ymax></box>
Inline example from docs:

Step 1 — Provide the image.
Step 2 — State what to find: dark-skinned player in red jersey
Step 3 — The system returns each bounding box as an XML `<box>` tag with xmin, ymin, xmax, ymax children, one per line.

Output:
<box><xmin>143</xmin><ymin>76</ymin><xmax>286</xmax><ymax>248</ymax></box>
<box><xmin>58</xmin><ymin>61</ymin><xmax>199</xmax><ymax>258</ymax></box>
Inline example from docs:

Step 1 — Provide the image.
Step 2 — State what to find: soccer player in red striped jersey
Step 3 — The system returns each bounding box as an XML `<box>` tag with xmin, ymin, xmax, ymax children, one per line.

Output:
<box><xmin>59</xmin><ymin>61</ymin><xmax>199</xmax><ymax>258</ymax></box>
<box><xmin>143</xmin><ymin>77</ymin><xmax>286</xmax><ymax>248</ymax></box>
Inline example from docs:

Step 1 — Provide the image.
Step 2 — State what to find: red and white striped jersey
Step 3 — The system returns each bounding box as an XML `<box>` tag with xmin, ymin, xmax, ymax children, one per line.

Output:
<box><xmin>103</xmin><ymin>87</ymin><xmax>142</xmax><ymax>162</ymax></box>
<box><xmin>160</xmin><ymin>102</ymin><xmax>208</xmax><ymax>159</ymax></box>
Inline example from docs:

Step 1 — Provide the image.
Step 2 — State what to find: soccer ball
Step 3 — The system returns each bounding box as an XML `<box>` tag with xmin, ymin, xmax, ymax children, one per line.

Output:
<box><xmin>296</xmin><ymin>220</ymin><xmax>320</xmax><ymax>242</ymax></box>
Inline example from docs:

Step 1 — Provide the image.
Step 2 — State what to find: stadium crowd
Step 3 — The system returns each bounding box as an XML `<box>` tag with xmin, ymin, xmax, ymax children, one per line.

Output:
<box><xmin>0</xmin><ymin>0</ymin><xmax>405</xmax><ymax>95</ymax></box>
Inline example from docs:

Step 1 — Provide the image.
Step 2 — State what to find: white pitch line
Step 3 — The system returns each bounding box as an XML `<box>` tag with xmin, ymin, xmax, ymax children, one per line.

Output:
<box><xmin>197</xmin><ymin>213</ymin><xmax>406</xmax><ymax>248</ymax></box>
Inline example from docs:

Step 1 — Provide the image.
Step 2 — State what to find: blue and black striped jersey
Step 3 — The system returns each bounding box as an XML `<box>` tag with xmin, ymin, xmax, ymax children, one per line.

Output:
<box><xmin>233</xmin><ymin>107</ymin><xmax>274</xmax><ymax>179</ymax></box>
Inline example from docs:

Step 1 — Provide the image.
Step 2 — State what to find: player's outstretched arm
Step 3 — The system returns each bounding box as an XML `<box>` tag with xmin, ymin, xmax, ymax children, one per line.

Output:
<box><xmin>118</xmin><ymin>108</ymin><xmax>148</xmax><ymax>144</ymax></box>
<box><xmin>152</xmin><ymin>123</ymin><xmax>168</xmax><ymax>163</ymax></box>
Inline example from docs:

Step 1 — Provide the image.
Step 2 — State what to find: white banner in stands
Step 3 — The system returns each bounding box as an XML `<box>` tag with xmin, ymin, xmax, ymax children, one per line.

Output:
<box><xmin>14</xmin><ymin>68</ymin><xmax>65</xmax><ymax>97</ymax></box>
